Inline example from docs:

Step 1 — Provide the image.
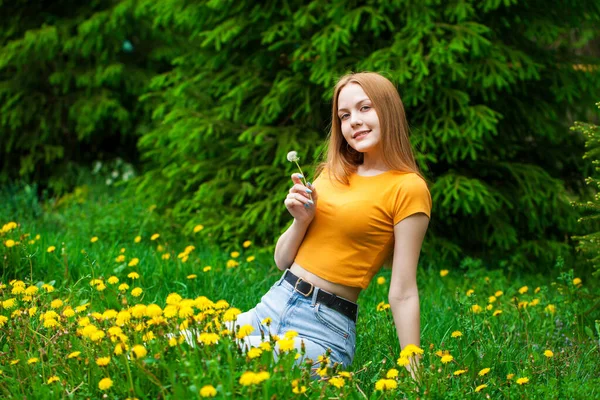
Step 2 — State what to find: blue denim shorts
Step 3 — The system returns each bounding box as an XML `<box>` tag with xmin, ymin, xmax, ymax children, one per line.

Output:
<box><xmin>231</xmin><ymin>269</ymin><xmax>357</xmax><ymax>370</ymax></box>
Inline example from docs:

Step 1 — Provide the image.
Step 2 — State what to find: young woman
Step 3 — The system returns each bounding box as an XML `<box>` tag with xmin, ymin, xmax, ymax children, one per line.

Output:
<box><xmin>233</xmin><ymin>72</ymin><xmax>431</xmax><ymax>377</ymax></box>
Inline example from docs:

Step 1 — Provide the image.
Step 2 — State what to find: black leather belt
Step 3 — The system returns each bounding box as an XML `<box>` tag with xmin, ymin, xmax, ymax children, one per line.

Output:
<box><xmin>284</xmin><ymin>270</ymin><xmax>358</xmax><ymax>323</ymax></box>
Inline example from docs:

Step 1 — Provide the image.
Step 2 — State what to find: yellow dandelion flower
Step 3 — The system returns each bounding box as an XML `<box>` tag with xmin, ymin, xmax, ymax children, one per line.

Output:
<box><xmin>516</xmin><ymin>377</ymin><xmax>529</xmax><ymax>385</ymax></box>
<box><xmin>96</xmin><ymin>356</ymin><xmax>111</xmax><ymax>366</ymax></box>
<box><xmin>222</xmin><ymin>308</ymin><xmax>241</xmax><ymax>322</ymax></box>
<box><xmin>493</xmin><ymin>310</ymin><xmax>503</xmax><ymax>316</ymax></box>
<box><xmin>440</xmin><ymin>269</ymin><xmax>449</xmax><ymax>277</ymax></box>
<box><xmin>451</xmin><ymin>331</ymin><xmax>462</xmax><ymax>338</ymax></box>
<box><xmin>478</xmin><ymin>367</ymin><xmax>490</xmax><ymax>376</ymax></box>
<box><xmin>43</xmin><ymin>318</ymin><xmax>59</xmax><ymax>328</ymax></box>
<box><xmin>116</xmin><ymin>255</ymin><xmax>126</xmax><ymax>262</ymax></box>
<box><xmin>27</xmin><ymin>357</ymin><xmax>39</xmax><ymax>364</ymax></box>
<box><xmin>292</xmin><ymin>385</ymin><xmax>307</xmax><ymax>394</ymax></box>
<box><xmin>187</xmin><ymin>274</ymin><xmax>197</xmax><ymax>279</ymax></box>
<box><xmin>47</xmin><ymin>376</ymin><xmax>60</xmax><ymax>384</ymax></box>
<box><xmin>118</xmin><ymin>283</ymin><xmax>130</xmax><ymax>291</ymax></box>
<box><xmin>495</xmin><ymin>290</ymin><xmax>503</xmax><ymax>297</ymax></box>
<box><xmin>377</xmin><ymin>276</ymin><xmax>386</xmax><ymax>285</ymax></box>
<box><xmin>51</xmin><ymin>299</ymin><xmax>63</xmax><ymax>309</ymax></box>
<box><xmin>236</xmin><ymin>324</ymin><xmax>255</xmax><ymax>339</ymax></box>
<box><xmin>488</xmin><ymin>295</ymin><xmax>497</xmax><ymax>303</ymax></box>
<box><xmin>200</xmin><ymin>385</ymin><xmax>217</xmax><ymax>397</ymax></box>
<box><xmin>10</xmin><ymin>359</ymin><xmax>20</xmax><ymax>365</ymax></box>
<box><xmin>131</xmin><ymin>345</ymin><xmax>147</xmax><ymax>359</ymax></box>
<box><xmin>134</xmin><ymin>236</ymin><xmax>141</xmax><ymax>243</ymax></box>
<box><xmin>226</xmin><ymin>259</ymin><xmax>239</xmax><ymax>268</ymax></box>
<box><xmin>573</xmin><ymin>277</ymin><xmax>582</xmax><ymax>286</ymax></box>
<box><xmin>246</xmin><ymin>255</ymin><xmax>255</xmax><ymax>262</ymax></box>
<box><xmin>259</xmin><ymin>342</ymin><xmax>272</xmax><ymax>351</ymax></box>
<box><xmin>168</xmin><ymin>337</ymin><xmax>178</xmax><ymax>347</ymax></box>
<box><xmin>466</xmin><ymin>289</ymin><xmax>475</xmax><ymax>296</ymax></box>
<box><xmin>247</xmin><ymin>347</ymin><xmax>262</xmax><ymax>359</ymax></box>
<box><xmin>63</xmin><ymin>307</ymin><xmax>75</xmax><ymax>317</ymax></box>
<box><xmin>131</xmin><ymin>287</ymin><xmax>143</xmax><ymax>297</ymax></box>
<box><xmin>329</xmin><ymin>376</ymin><xmax>345</xmax><ymax>388</ymax></box>
<box><xmin>518</xmin><ymin>286</ymin><xmax>528</xmax><ymax>294</ymax></box>
<box><xmin>375</xmin><ymin>379</ymin><xmax>398</xmax><ymax>391</ymax></box>
<box><xmin>544</xmin><ymin>350</ymin><xmax>554</xmax><ymax>358</ymax></box>
<box><xmin>239</xmin><ymin>372</ymin><xmax>255</xmax><ymax>386</ymax></box>
<box><xmin>230</xmin><ymin>251</ymin><xmax>240</xmax><ymax>258</ymax></box>
<box><xmin>203</xmin><ymin>266</ymin><xmax>212</xmax><ymax>272</ymax></box>
<box><xmin>127</xmin><ymin>272</ymin><xmax>140</xmax><ymax>279</ymax></box>
<box><xmin>198</xmin><ymin>332</ymin><xmax>220</xmax><ymax>345</ymax></box>
<box><xmin>261</xmin><ymin>317</ymin><xmax>272</xmax><ymax>326</ymax></box>
<box><xmin>157</xmin><ymin>244</ymin><xmax>165</xmax><ymax>252</ymax></box>
<box><xmin>530</xmin><ymin>298</ymin><xmax>540</xmax><ymax>306</ymax></box>
<box><xmin>128</xmin><ymin>258</ymin><xmax>139</xmax><ymax>267</ymax></box>
<box><xmin>401</xmin><ymin>344</ymin><xmax>424</xmax><ymax>358</ymax></box>
<box><xmin>98</xmin><ymin>377</ymin><xmax>113</xmax><ymax>390</ymax></box>
<box><xmin>471</xmin><ymin>304</ymin><xmax>482</xmax><ymax>313</ymax></box>
<box><xmin>108</xmin><ymin>276</ymin><xmax>119</xmax><ymax>284</ymax></box>
<box><xmin>397</xmin><ymin>356</ymin><xmax>409</xmax><ymax>366</ymax></box>
<box><xmin>215</xmin><ymin>300</ymin><xmax>229</xmax><ymax>309</ymax></box>
<box><xmin>507</xmin><ymin>373</ymin><xmax>515</xmax><ymax>380</ymax></box>
<box><xmin>162</xmin><ymin>253</ymin><xmax>171</xmax><ymax>260</ymax></box>
<box><xmin>90</xmin><ymin>237</ymin><xmax>98</xmax><ymax>243</ymax></box>
<box><xmin>386</xmin><ymin>368</ymin><xmax>399</xmax><ymax>378</ymax></box>
<box><xmin>454</xmin><ymin>369</ymin><xmax>467</xmax><ymax>376</ymax></box>
<box><xmin>41</xmin><ymin>284</ymin><xmax>54</xmax><ymax>293</ymax></box>
<box><xmin>545</xmin><ymin>304</ymin><xmax>556</xmax><ymax>314</ymax></box>
<box><xmin>486</xmin><ymin>304</ymin><xmax>494</xmax><ymax>311</ymax></box>
<box><xmin>2</xmin><ymin>298</ymin><xmax>17</xmax><ymax>309</ymax></box>
<box><xmin>276</xmin><ymin>337</ymin><xmax>295</xmax><ymax>352</ymax></box>
<box><xmin>150</xmin><ymin>233</ymin><xmax>160</xmax><ymax>241</ymax></box>
<box><xmin>67</xmin><ymin>351</ymin><xmax>81</xmax><ymax>359</ymax></box>
<box><xmin>441</xmin><ymin>355</ymin><xmax>454</xmax><ymax>364</ymax></box>
<box><xmin>0</xmin><ymin>316</ymin><xmax>8</xmax><ymax>327</ymax></box>
<box><xmin>5</xmin><ymin>239</ymin><xmax>16</xmax><ymax>248</ymax></box>
<box><xmin>475</xmin><ymin>384</ymin><xmax>488</xmax><ymax>392</ymax></box>
<box><xmin>376</xmin><ymin>301</ymin><xmax>390</xmax><ymax>311</ymax></box>
<box><xmin>284</xmin><ymin>330</ymin><xmax>298</xmax><ymax>339</ymax></box>
<box><xmin>47</xmin><ymin>246</ymin><xmax>56</xmax><ymax>253</ymax></box>
<box><xmin>193</xmin><ymin>224</ymin><xmax>204</xmax><ymax>233</ymax></box>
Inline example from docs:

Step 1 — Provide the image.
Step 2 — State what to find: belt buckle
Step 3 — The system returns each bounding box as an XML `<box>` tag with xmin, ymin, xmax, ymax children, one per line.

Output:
<box><xmin>294</xmin><ymin>278</ymin><xmax>314</xmax><ymax>297</ymax></box>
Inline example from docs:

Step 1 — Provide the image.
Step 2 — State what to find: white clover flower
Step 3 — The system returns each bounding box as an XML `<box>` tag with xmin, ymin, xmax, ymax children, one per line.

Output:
<box><xmin>287</xmin><ymin>151</ymin><xmax>299</xmax><ymax>162</ymax></box>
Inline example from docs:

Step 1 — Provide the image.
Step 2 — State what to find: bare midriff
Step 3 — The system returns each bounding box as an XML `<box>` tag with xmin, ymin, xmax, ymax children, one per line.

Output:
<box><xmin>289</xmin><ymin>262</ymin><xmax>362</xmax><ymax>303</ymax></box>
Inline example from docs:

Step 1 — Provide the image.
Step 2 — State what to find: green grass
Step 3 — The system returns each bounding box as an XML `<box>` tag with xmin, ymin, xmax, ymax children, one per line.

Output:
<box><xmin>0</xmin><ymin>182</ymin><xmax>599</xmax><ymax>399</ymax></box>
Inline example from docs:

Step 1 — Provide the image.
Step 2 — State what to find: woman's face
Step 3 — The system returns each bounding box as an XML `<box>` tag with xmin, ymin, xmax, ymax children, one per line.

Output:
<box><xmin>337</xmin><ymin>83</ymin><xmax>381</xmax><ymax>155</ymax></box>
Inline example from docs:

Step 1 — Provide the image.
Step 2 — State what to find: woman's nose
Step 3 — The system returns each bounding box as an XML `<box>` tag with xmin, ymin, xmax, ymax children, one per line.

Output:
<box><xmin>350</xmin><ymin>114</ymin><xmax>362</xmax><ymax>126</ymax></box>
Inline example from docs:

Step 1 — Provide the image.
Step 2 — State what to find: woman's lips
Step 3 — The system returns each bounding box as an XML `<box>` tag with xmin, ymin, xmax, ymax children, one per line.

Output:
<box><xmin>355</xmin><ymin>131</ymin><xmax>370</xmax><ymax>140</ymax></box>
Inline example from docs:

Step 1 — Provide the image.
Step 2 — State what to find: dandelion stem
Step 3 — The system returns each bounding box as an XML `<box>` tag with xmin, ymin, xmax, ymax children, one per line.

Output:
<box><xmin>124</xmin><ymin>355</ymin><xmax>135</xmax><ymax>397</ymax></box>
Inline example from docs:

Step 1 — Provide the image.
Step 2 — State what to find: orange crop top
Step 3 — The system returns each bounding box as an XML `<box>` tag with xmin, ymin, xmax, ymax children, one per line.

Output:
<box><xmin>294</xmin><ymin>169</ymin><xmax>432</xmax><ymax>289</ymax></box>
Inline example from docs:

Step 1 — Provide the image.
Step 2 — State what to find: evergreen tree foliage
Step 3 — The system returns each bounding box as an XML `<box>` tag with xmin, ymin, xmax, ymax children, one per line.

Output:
<box><xmin>0</xmin><ymin>0</ymin><xmax>168</xmax><ymax>192</ymax></box>
<box><xmin>133</xmin><ymin>0</ymin><xmax>600</xmax><ymax>272</ymax></box>
<box><xmin>571</xmin><ymin>101</ymin><xmax>600</xmax><ymax>277</ymax></box>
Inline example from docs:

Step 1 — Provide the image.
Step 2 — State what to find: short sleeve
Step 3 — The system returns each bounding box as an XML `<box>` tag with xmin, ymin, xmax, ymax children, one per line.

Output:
<box><xmin>392</xmin><ymin>174</ymin><xmax>432</xmax><ymax>225</ymax></box>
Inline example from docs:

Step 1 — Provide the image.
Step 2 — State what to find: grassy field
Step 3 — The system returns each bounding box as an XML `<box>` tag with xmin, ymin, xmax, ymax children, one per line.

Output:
<box><xmin>0</xmin><ymin>182</ymin><xmax>599</xmax><ymax>399</ymax></box>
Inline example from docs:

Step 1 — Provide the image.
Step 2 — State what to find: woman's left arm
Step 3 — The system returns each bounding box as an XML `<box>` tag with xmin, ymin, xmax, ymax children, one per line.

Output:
<box><xmin>389</xmin><ymin>212</ymin><xmax>430</xmax><ymax>379</ymax></box>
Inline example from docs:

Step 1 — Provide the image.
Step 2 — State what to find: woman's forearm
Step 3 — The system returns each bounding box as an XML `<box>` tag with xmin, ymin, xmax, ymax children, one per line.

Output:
<box><xmin>390</xmin><ymin>294</ymin><xmax>421</xmax><ymax>362</ymax></box>
<box><xmin>274</xmin><ymin>219</ymin><xmax>310</xmax><ymax>270</ymax></box>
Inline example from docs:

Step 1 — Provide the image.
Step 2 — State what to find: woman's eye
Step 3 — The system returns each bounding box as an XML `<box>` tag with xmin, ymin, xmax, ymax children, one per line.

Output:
<box><xmin>361</xmin><ymin>106</ymin><xmax>371</xmax><ymax>111</ymax></box>
<box><xmin>340</xmin><ymin>114</ymin><xmax>349</xmax><ymax>120</ymax></box>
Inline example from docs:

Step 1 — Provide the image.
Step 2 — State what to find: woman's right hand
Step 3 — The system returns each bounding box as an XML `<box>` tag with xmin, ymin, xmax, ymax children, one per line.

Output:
<box><xmin>284</xmin><ymin>173</ymin><xmax>318</xmax><ymax>226</ymax></box>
